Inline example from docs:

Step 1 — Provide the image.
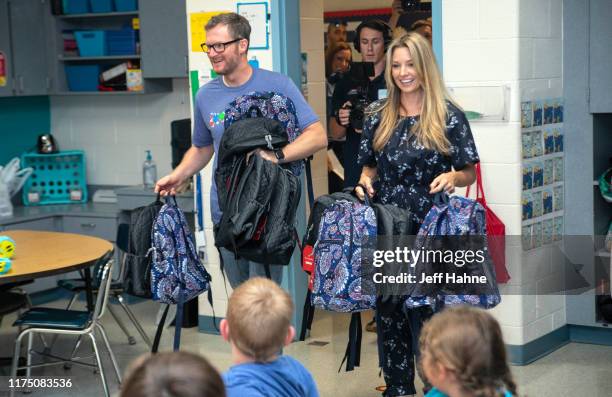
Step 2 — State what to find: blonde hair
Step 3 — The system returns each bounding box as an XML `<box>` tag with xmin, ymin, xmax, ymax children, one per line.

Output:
<box><xmin>371</xmin><ymin>32</ymin><xmax>452</xmax><ymax>154</ymax></box>
<box><xmin>120</xmin><ymin>352</ymin><xmax>225</xmax><ymax>397</ymax></box>
<box><xmin>419</xmin><ymin>306</ymin><xmax>517</xmax><ymax>397</ymax></box>
<box><xmin>226</xmin><ymin>277</ymin><xmax>294</xmax><ymax>362</ymax></box>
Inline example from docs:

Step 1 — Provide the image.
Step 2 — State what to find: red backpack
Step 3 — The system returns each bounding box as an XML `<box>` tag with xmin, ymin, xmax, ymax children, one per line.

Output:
<box><xmin>466</xmin><ymin>163</ymin><xmax>511</xmax><ymax>283</ymax></box>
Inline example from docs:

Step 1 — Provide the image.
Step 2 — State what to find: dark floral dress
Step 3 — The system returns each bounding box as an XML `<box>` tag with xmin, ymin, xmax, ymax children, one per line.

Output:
<box><xmin>358</xmin><ymin>99</ymin><xmax>480</xmax><ymax>397</ymax></box>
<box><xmin>358</xmin><ymin>99</ymin><xmax>480</xmax><ymax>224</ymax></box>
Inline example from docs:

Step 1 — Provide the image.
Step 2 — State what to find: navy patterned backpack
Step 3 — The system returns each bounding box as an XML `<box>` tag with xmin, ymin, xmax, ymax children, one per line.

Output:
<box><xmin>405</xmin><ymin>193</ymin><xmax>501</xmax><ymax>310</ymax></box>
<box><xmin>311</xmin><ymin>198</ymin><xmax>377</xmax><ymax>313</ymax></box>
<box><xmin>224</xmin><ymin>91</ymin><xmax>304</xmax><ymax>175</ymax></box>
<box><xmin>310</xmin><ymin>191</ymin><xmax>377</xmax><ymax>372</ymax></box>
<box><xmin>150</xmin><ymin>196</ymin><xmax>212</xmax><ymax>351</ymax></box>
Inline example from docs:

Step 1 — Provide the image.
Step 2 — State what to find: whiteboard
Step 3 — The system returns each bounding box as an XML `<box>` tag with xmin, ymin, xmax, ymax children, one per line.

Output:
<box><xmin>237</xmin><ymin>2</ymin><xmax>269</xmax><ymax>50</ymax></box>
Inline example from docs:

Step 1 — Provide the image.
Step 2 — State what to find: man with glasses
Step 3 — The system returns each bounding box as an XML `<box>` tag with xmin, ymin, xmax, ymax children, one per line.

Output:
<box><xmin>155</xmin><ymin>12</ymin><xmax>326</xmax><ymax>288</ymax></box>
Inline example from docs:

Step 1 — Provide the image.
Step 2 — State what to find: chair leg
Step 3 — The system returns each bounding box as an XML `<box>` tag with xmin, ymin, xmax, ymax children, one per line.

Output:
<box><xmin>10</xmin><ymin>330</ymin><xmax>28</xmax><ymax>397</ymax></box>
<box><xmin>96</xmin><ymin>323</ymin><xmax>122</xmax><ymax>384</ymax></box>
<box><xmin>26</xmin><ymin>332</ymin><xmax>33</xmax><ymax>380</ymax></box>
<box><xmin>88</xmin><ymin>332</ymin><xmax>110</xmax><ymax>397</ymax></box>
<box><xmin>117</xmin><ymin>294</ymin><xmax>152</xmax><ymax>348</ymax></box>
<box><xmin>108</xmin><ymin>303</ymin><xmax>136</xmax><ymax>345</ymax></box>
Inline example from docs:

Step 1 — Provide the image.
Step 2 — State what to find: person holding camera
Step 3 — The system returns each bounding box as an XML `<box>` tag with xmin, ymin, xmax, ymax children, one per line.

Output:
<box><xmin>356</xmin><ymin>32</ymin><xmax>479</xmax><ymax>396</ymax></box>
<box><xmin>329</xmin><ymin>20</ymin><xmax>392</xmax><ymax>189</ymax></box>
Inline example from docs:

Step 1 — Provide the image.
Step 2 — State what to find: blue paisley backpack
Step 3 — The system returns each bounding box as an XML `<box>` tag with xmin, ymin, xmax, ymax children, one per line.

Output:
<box><xmin>311</xmin><ymin>198</ymin><xmax>377</xmax><ymax>313</ymax></box>
<box><xmin>150</xmin><ymin>196</ymin><xmax>212</xmax><ymax>351</ymax></box>
<box><xmin>405</xmin><ymin>193</ymin><xmax>501</xmax><ymax>310</ymax></box>
<box><xmin>223</xmin><ymin>91</ymin><xmax>304</xmax><ymax>176</ymax></box>
<box><xmin>310</xmin><ymin>193</ymin><xmax>377</xmax><ymax>372</ymax></box>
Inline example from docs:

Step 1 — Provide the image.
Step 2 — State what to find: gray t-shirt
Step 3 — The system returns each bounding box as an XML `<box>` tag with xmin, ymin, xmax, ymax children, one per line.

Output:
<box><xmin>193</xmin><ymin>67</ymin><xmax>319</xmax><ymax>224</ymax></box>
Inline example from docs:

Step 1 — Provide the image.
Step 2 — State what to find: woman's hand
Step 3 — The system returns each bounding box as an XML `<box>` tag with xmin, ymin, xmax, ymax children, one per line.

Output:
<box><xmin>355</xmin><ymin>179</ymin><xmax>375</xmax><ymax>201</ymax></box>
<box><xmin>429</xmin><ymin>171</ymin><xmax>457</xmax><ymax>194</ymax></box>
<box><xmin>356</xmin><ymin>166</ymin><xmax>377</xmax><ymax>201</ymax></box>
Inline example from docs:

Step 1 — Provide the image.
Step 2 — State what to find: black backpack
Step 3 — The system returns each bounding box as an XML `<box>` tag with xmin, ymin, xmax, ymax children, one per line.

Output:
<box><xmin>123</xmin><ymin>197</ymin><xmax>164</xmax><ymax>298</ymax></box>
<box><xmin>214</xmin><ymin>117</ymin><xmax>301</xmax><ymax>266</ymax></box>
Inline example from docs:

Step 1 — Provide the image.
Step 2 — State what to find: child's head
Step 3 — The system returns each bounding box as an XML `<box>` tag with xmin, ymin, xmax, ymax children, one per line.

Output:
<box><xmin>120</xmin><ymin>351</ymin><xmax>225</xmax><ymax>397</ymax></box>
<box><xmin>221</xmin><ymin>277</ymin><xmax>295</xmax><ymax>362</ymax></box>
<box><xmin>419</xmin><ymin>306</ymin><xmax>517</xmax><ymax>397</ymax></box>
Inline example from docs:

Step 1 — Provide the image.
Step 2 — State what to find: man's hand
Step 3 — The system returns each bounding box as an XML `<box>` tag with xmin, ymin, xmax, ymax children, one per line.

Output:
<box><xmin>155</xmin><ymin>173</ymin><xmax>188</xmax><ymax>196</ymax></box>
<box><xmin>254</xmin><ymin>148</ymin><xmax>279</xmax><ymax>164</ymax></box>
<box><xmin>337</xmin><ymin>101</ymin><xmax>352</xmax><ymax>127</ymax></box>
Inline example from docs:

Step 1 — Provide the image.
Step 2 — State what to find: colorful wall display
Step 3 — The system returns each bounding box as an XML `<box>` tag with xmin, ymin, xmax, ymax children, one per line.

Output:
<box><xmin>521</xmin><ymin>98</ymin><xmax>564</xmax><ymax>251</ymax></box>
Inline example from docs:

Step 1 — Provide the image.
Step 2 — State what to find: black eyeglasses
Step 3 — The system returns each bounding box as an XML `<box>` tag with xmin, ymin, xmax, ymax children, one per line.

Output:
<box><xmin>200</xmin><ymin>38</ymin><xmax>244</xmax><ymax>53</ymax></box>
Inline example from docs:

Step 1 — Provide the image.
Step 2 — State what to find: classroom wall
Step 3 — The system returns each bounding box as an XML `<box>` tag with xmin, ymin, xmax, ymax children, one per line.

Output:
<box><xmin>0</xmin><ymin>96</ymin><xmax>50</xmax><ymax>166</ymax></box>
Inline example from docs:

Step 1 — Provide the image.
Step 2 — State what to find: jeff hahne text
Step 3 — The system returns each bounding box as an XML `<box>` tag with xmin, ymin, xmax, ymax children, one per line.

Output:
<box><xmin>372</xmin><ymin>247</ymin><xmax>488</xmax><ymax>285</ymax></box>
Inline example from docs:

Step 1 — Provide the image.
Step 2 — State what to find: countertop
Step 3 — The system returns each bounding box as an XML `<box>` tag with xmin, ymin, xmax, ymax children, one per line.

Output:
<box><xmin>0</xmin><ymin>202</ymin><xmax>119</xmax><ymax>225</ymax></box>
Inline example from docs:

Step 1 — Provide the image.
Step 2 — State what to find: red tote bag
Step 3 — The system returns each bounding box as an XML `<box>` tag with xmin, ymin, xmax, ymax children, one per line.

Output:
<box><xmin>466</xmin><ymin>163</ymin><xmax>511</xmax><ymax>283</ymax></box>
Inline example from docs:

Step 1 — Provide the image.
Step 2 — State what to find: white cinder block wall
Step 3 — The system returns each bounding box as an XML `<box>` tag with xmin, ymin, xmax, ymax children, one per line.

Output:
<box><xmin>301</xmin><ymin>0</ymin><xmax>329</xmax><ymax>199</ymax></box>
<box><xmin>517</xmin><ymin>0</ymin><xmax>565</xmax><ymax>344</ymax></box>
<box><xmin>50</xmin><ymin>79</ymin><xmax>191</xmax><ymax>185</ymax></box>
<box><xmin>442</xmin><ymin>0</ymin><xmax>563</xmax><ymax>345</ymax></box>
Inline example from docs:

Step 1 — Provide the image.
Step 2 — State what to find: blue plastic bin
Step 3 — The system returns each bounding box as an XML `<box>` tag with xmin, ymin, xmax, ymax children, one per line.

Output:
<box><xmin>106</xmin><ymin>28</ymin><xmax>137</xmax><ymax>55</ymax></box>
<box><xmin>64</xmin><ymin>0</ymin><xmax>89</xmax><ymax>14</ymax></box>
<box><xmin>114</xmin><ymin>0</ymin><xmax>137</xmax><ymax>11</ymax></box>
<box><xmin>75</xmin><ymin>30</ymin><xmax>106</xmax><ymax>57</ymax></box>
<box><xmin>65</xmin><ymin>65</ymin><xmax>101</xmax><ymax>91</ymax></box>
<box><xmin>90</xmin><ymin>0</ymin><xmax>113</xmax><ymax>13</ymax></box>
<box><xmin>21</xmin><ymin>151</ymin><xmax>88</xmax><ymax>206</ymax></box>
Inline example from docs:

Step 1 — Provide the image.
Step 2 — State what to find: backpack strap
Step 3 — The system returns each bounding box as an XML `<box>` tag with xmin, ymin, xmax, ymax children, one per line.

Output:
<box><xmin>151</xmin><ymin>304</ymin><xmax>170</xmax><ymax>353</ymax></box>
<box><xmin>173</xmin><ymin>287</ymin><xmax>184</xmax><ymax>351</ymax></box>
<box><xmin>299</xmin><ymin>158</ymin><xmax>316</xmax><ymax>341</ymax></box>
<box><xmin>338</xmin><ymin>312</ymin><xmax>363</xmax><ymax>372</ymax></box>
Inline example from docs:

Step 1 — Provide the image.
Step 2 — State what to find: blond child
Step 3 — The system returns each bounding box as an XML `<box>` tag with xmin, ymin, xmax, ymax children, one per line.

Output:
<box><xmin>120</xmin><ymin>351</ymin><xmax>225</xmax><ymax>397</ymax></box>
<box><xmin>221</xmin><ymin>277</ymin><xmax>319</xmax><ymax>397</ymax></box>
<box><xmin>419</xmin><ymin>306</ymin><xmax>517</xmax><ymax>397</ymax></box>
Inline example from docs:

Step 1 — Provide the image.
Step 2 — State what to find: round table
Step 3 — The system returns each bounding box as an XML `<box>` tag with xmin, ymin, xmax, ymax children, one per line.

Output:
<box><xmin>0</xmin><ymin>230</ymin><xmax>114</xmax><ymax>310</ymax></box>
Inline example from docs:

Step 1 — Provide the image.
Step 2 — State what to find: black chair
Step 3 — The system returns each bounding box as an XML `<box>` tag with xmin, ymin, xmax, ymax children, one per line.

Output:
<box><xmin>54</xmin><ymin>224</ymin><xmax>151</xmax><ymax>348</ymax></box>
<box><xmin>10</xmin><ymin>254</ymin><xmax>120</xmax><ymax>397</ymax></box>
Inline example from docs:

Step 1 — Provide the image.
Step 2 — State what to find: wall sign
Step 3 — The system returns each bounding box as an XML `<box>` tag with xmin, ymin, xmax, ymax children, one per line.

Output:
<box><xmin>237</xmin><ymin>2</ymin><xmax>269</xmax><ymax>50</ymax></box>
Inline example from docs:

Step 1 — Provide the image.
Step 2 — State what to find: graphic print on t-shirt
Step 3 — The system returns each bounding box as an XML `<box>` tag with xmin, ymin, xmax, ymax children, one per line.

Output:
<box><xmin>209</xmin><ymin>111</ymin><xmax>225</xmax><ymax>128</ymax></box>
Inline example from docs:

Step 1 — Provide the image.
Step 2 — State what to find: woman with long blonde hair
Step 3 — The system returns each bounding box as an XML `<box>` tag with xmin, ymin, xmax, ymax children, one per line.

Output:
<box><xmin>356</xmin><ymin>32</ymin><xmax>479</xmax><ymax>396</ymax></box>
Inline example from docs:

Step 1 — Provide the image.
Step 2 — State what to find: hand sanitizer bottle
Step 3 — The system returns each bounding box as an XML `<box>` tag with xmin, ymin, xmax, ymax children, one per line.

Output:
<box><xmin>143</xmin><ymin>150</ymin><xmax>157</xmax><ymax>189</ymax></box>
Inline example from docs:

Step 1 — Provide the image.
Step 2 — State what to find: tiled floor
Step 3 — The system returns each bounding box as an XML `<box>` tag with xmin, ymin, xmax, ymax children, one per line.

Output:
<box><xmin>1</xmin><ymin>298</ymin><xmax>612</xmax><ymax>397</ymax></box>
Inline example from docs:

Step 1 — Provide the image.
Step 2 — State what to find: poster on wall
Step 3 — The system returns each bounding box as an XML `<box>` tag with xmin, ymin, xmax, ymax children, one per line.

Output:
<box><xmin>237</xmin><ymin>2</ymin><xmax>269</xmax><ymax>49</ymax></box>
<box><xmin>190</xmin><ymin>11</ymin><xmax>230</xmax><ymax>53</ymax></box>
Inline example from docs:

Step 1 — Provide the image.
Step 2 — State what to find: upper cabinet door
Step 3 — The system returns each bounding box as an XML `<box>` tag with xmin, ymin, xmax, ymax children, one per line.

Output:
<box><xmin>10</xmin><ymin>0</ymin><xmax>49</xmax><ymax>96</ymax></box>
<box><xmin>0</xmin><ymin>0</ymin><xmax>13</xmax><ymax>97</ymax></box>
<box><xmin>140</xmin><ymin>0</ymin><xmax>188</xmax><ymax>78</ymax></box>
<box><xmin>589</xmin><ymin>0</ymin><xmax>612</xmax><ymax>113</ymax></box>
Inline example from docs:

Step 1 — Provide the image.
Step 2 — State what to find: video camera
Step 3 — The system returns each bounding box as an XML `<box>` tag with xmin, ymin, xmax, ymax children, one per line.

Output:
<box><xmin>343</xmin><ymin>62</ymin><xmax>375</xmax><ymax>131</ymax></box>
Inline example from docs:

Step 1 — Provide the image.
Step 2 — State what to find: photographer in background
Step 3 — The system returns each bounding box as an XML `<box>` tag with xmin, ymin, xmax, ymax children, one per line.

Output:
<box><xmin>329</xmin><ymin>20</ymin><xmax>392</xmax><ymax>189</ymax></box>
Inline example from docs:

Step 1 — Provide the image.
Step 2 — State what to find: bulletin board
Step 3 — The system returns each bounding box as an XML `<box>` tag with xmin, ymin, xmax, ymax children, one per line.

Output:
<box><xmin>237</xmin><ymin>2</ymin><xmax>269</xmax><ymax>50</ymax></box>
